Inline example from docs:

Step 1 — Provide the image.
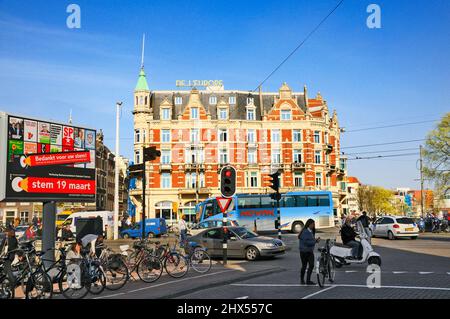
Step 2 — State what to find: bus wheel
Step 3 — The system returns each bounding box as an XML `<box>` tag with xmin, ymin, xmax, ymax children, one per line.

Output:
<box><xmin>291</xmin><ymin>222</ymin><xmax>304</xmax><ymax>234</ymax></box>
<box><xmin>123</xmin><ymin>233</ymin><xmax>129</xmax><ymax>239</ymax></box>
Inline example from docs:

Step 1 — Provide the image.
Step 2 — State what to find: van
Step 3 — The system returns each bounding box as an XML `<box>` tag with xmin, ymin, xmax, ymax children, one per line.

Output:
<box><xmin>62</xmin><ymin>211</ymin><xmax>114</xmax><ymax>236</ymax></box>
<box><xmin>121</xmin><ymin>218</ymin><xmax>167</xmax><ymax>239</ymax></box>
<box><xmin>56</xmin><ymin>211</ymin><xmax>72</xmax><ymax>228</ymax></box>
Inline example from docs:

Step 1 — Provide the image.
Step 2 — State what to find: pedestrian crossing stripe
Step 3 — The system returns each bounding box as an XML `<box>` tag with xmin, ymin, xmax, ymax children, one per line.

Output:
<box><xmin>419</xmin><ymin>272</ymin><xmax>434</xmax><ymax>274</ymax></box>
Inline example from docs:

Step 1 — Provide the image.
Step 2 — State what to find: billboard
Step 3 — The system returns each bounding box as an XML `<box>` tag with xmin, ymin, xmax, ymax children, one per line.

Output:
<box><xmin>0</xmin><ymin>112</ymin><xmax>96</xmax><ymax>202</ymax></box>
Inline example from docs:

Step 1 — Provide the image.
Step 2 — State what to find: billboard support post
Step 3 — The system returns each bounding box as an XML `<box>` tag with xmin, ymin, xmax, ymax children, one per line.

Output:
<box><xmin>141</xmin><ymin>147</ymin><xmax>146</xmax><ymax>240</ymax></box>
<box><xmin>113</xmin><ymin>102</ymin><xmax>122</xmax><ymax>240</ymax></box>
<box><xmin>42</xmin><ymin>201</ymin><xmax>56</xmax><ymax>268</ymax></box>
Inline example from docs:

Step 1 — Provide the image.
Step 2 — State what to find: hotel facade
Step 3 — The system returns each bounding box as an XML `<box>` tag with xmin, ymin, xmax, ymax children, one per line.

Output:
<box><xmin>130</xmin><ymin>68</ymin><xmax>349</xmax><ymax>224</ymax></box>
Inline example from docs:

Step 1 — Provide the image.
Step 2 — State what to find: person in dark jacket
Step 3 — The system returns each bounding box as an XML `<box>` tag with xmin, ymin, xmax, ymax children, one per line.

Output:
<box><xmin>298</xmin><ymin>219</ymin><xmax>320</xmax><ymax>285</ymax></box>
<box><xmin>341</xmin><ymin>217</ymin><xmax>362</xmax><ymax>259</ymax></box>
<box><xmin>357</xmin><ymin>211</ymin><xmax>372</xmax><ymax>241</ymax></box>
<box><xmin>3</xmin><ymin>227</ymin><xmax>19</xmax><ymax>289</ymax></box>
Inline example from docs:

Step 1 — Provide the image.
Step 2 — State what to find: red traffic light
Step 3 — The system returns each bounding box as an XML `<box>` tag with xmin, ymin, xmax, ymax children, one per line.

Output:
<box><xmin>225</xmin><ymin>170</ymin><xmax>232</xmax><ymax>177</ymax></box>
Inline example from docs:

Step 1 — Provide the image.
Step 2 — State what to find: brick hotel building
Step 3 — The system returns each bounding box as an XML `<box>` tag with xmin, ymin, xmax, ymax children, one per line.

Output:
<box><xmin>130</xmin><ymin>68</ymin><xmax>348</xmax><ymax>224</ymax></box>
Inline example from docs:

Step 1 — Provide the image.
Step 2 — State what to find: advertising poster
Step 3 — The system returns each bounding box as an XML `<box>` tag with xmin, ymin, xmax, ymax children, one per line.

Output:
<box><xmin>74</xmin><ymin>128</ymin><xmax>85</xmax><ymax>148</ymax></box>
<box><xmin>62</xmin><ymin>126</ymin><xmax>74</xmax><ymax>148</ymax></box>
<box><xmin>24</xmin><ymin>142</ymin><xmax>38</xmax><ymax>155</ymax></box>
<box><xmin>38</xmin><ymin>122</ymin><xmax>51</xmax><ymax>144</ymax></box>
<box><xmin>8</xmin><ymin>117</ymin><xmax>24</xmax><ymax>140</ymax></box>
<box><xmin>2</xmin><ymin>114</ymin><xmax>96</xmax><ymax>202</ymax></box>
<box><xmin>50</xmin><ymin>145</ymin><xmax>62</xmax><ymax>153</ymax></box>
<box><xmin>8</xmin><ymin>140</ymin><xmax>24</xmax><ymax>162</ymax></box>
<box><xmin>24</xmin><ymin>119</ymin><xmax>37</xmax><ymax>142</ymax></box>
<box><xmin>38</xmin><ymin>143</ymin><xmax>50</xmax><ymax>154</ymax></box>
<box><xmin>50</xmin><ymin>124</ymin><xmax>62</xmax><ymax>145</ymax></box>
<box><xmin>85</xmin><ymin>130</ymin><xmax>96</xmax><ymax>149</ymax></box>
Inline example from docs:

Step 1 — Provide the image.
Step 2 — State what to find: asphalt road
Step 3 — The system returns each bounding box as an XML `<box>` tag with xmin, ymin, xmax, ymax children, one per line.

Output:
<box><xmin>90</xmin><ymin>228</ymin><xmax>450</xmax><ymax>299</ymax></box>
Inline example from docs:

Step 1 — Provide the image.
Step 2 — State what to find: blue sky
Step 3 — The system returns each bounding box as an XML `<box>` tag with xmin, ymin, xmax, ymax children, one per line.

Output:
<box><xmin>0</xmin><ymin>0</ymin><xmax>448</xmax><ymax>189</ymax></box>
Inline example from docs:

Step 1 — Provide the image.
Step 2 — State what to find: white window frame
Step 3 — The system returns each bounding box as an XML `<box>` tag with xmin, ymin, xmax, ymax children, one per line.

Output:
<box><xmin>246</xmin><ymin>108</ymin><xmax>255</xmax><ymax>120</ymax></box>
<box><xmin>218</xmin><ymin>108</ymin><xmax>228</xmax><ymax>120</ymax></box>
<box><xmin>248</xmin><ymin>171</ymin><xmax>258</xmax><ymax>188</ymax></box>
<box><xmin>209</xmin><ymin>96</ymin><xmax>217</xmax><ymax>105</ymax></box>
<box><xmin>219</xmin><ymin>149</ymin><xmax>228</xmax><ymax>164</ymax></box>
<box><xmin>293</xmin><ymin>149</ymin><xmax>302</xmax><ymax>163</ymax></box>
<box><xmin>315</xmin><ymin>150</ymin><xmax>321</xmax><ymax>164</ymax></box>
<box><xmin>135</xmin><ymin>150</ymin><xmax>141</xmax><ymax>164</ymax></box>
<box><xmin>271</xmin><ymin>149</ymin><xmax>281</xmax><ymax>164</ymax></box>
<box><xmin>281</xmin><ymin>109</ymin><xmax>292</xmax><ymax>120</ymax></box>
<box><xmin>135</xmin><ymin>129</ymin><xmax>141</xmax><ymax>143</ymax></box>
<box><xmin>314</xmin><ymin>131</ymin><xmax>321</xmax><ymax>144</ymax></box>
<box><xmin>247</xmin><ymin>129</ymin><xmax>256</xmax><ymax>143</ymax></box>
<box><xmin>161</xmin><ymin>108</ymin><xmax>171</xmax><ymax>120</ymax></box>
<box><xmin>271</xmin><ymin>129</ymin><xmax>280</xmax><ymax>143</ymax></box>
<box><xmin>229</xmin><ymin>96</ymin><xmax>236</xmax><ymax>105</ymax></box>
<box><xmin>248</xmin><ymin>149</ymin><xmax>256</xmax><ymax>164</ymax></box>
<box><xmin>161</xmin><ymin>150</ymin><xmax>171</xmax><ymax>164</ymax></box>
<box><xmin>175</xmin><ymin>96</ymin><xmax>183</xmax><ymax>105</ymax></box>
<box><xmin>294</xmin><ymin>173</ymin><xmax>303</xmax><ymax>187</ymax></box>
<box><xmin>218</xmin><ymin>129</ymin><xmax>227</xmax><ymax>142</ymax></box>
<box><xmin>161</xmin><ymin>173</ymin><xmax>171</xmax><ymax>188</ymax></box>
<box><xmin>161</xmin><ymin>129</ymin><xmax>171</xmax><ymax>143</ymax></box>
<box><xmin>315</xmin><ymin>173</ymin><xmax>322</xmax><ymax>186</ymax></box>
<box><xmin>190</xmin><ymin>107</ymin><xmax>199</xmax><ymax>120</ymax></box>
<box><xmin>190</xmin><ymin>129</ymin><xmax>199</xmax><ymax>143</ymax></box>
<box><xmin>293</xmin><ymin>129</ymin><xmax>301</xmax><ymax>142</ymax></box>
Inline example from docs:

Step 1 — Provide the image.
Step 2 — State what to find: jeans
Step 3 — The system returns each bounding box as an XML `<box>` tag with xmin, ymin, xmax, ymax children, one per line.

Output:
<box><xmin>300</xmin><ymin>251</ymin><xmax>314</xmax><ymax>283</ymax></box>
<box><xmin>345</xmin><ymin>240</ymin><xmax>362</xmax><ymax>258</ymax></box>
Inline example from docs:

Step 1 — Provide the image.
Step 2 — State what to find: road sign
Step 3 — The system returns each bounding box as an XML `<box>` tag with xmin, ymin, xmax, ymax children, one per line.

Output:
<box><xmin>216</xmin><ymin>197</ymin><xmax>232</xmax><ymax>213</ymax></box>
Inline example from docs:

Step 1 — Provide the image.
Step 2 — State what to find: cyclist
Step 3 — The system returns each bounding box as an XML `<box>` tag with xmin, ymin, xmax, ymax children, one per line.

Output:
<box><xmin>178</xmin><ymin>215</ymin><xmax>188</xmax><ymax>246</ymax></box>
<box><xmin>3</xmin><ymin>227</ymin><xmax>20</xmax><ymax>289</ymax></box>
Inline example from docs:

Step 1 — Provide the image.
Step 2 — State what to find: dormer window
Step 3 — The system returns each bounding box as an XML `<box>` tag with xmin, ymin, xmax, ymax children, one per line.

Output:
<box><xmin>246</xmin><ymin>108</ymin><xmax>255</xmax><ymax>120</ymax></box>
<box><xmin>209</xmin><ymin>96</ymin><xmax>217</xmax><ymax>105</ymax></box>
<box><xmin>161</xmin><ymin>108</ymin><xmax>171</xmax><ymax>120</ymax></box>
<box><xmin>218</xmin><ymin>108</ymin><xmax>228</xmax><ymax>120</ymax></box>
<box><xmin>246</xmin><ymin>97</ymin><xmax>254</xmax><ymax>105</ymax></box>
<box><xmin>175</xmin><ymin>96</ymin><xmax>183</xmax><ymax>105</ymax></box>
<box><xmin>191</xmin><ymin>107</ymin><xmax>199</xmax><ymax>119</ymax></box>
<box><xmin>229</xmin><ymin>96</ymin><xmax>236</xmax><ymax>105</ymax></box>
<box><xmin>281</xmin><ymin>109</ymin><xmax>292</xmax><ymax>120</ymax></box>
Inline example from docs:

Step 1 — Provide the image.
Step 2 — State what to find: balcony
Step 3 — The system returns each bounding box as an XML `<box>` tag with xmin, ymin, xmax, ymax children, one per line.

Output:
<box><xmin>247</xmin><ymin>141</ymin><xmax>258</xmax><ymax>148</ymax></box>
<box><xmin>291</xmin><ymin>162</ymin><xmax>306</xmax><ymax>170</ymax></box>
<box><xmin>185</xmin><ymin>163</ymin><xmax>205</xmax><ymax>171</ymax></box>
<box><xmin>326</xmin><ymin>163</ymin><xmax>337</xmax><ymax>171</ymax></box>
<box><xmin>247</xmin><ymin>162</ymin><xmax>259</xmax><ymax>169</ymax></box>
<box><xmin>159</xmin><ymin>163</ymin><xmax>172</xmax><ymax>172</ymax></box>
<box><xmin>199</xmin><ymin>187</ymin><xmax>211</xmax><ymax>194</ymax></box>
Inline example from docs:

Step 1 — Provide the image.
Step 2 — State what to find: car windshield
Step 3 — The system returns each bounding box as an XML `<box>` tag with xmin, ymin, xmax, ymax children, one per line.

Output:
<box><xmin>396</xmin><ymin>218</ymin><xmax>414</xmax><ymax>224</ymax></box>
<box><xmin>232</xmin><ymin>227</ymin><xmax>258</xmax><ymax>239</ymax></box>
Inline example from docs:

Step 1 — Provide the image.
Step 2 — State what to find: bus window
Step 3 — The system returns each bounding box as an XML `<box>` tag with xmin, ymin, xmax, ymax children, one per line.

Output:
<box><xmin>307</xmin><ymin>196</ymin><xmax>318</xmax><ymax>207</ymax></box>
<box><xmin>296</xmin><ymin>195</ymin><xmax>307</xmax><ymax>207</ymax></box>
<box><xmin>238</xmin><ymin>196</ymin><xmax>260</xmax><ymax>209</ymax></box>
<box><xmin>283</xmin><ymin>196</ymin><xmax>296</xmax><ymax>207</ymax></box>
<box><xmin>204</xmin><ymin>202</ymin><xmax>215</xmax><ymax>219</ymax></box>
<box><xmin>261</xmin><ymin>196</ymin><xmax>275</xmax><ymax>208</ymax></box>
<box><xmin>318</xmin><ymin>195</ymin><xmax>330</xmax><ymax>207</ymax></box>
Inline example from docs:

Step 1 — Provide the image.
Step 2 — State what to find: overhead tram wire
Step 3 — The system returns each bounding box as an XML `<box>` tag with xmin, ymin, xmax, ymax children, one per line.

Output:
<box><xmin>252</xmin><ymin>0</ymin><xmax>345</xmax><ymax>92</ymax></box>
<box><xmin>347</xmin><ymin>152</ymin><xmax>419</xmax><ymax>161</ymax></box>
<box><xmin>344</xmin><ymin>119</ymin><xmax>439</xmax><ymax>133</ymax></box>
<box><xmin>343</xmin><ymin>147</ymin><xmax>419</xmax><ymax>156</ymax></box>
<box><xmin>341</xmin><ymin>138</ymin><xmax>426</xmax><ymax>150</ymax></box>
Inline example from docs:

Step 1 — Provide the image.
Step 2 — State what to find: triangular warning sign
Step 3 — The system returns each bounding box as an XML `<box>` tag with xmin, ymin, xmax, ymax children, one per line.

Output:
<box><xmin>216</xmin><ymin>197</ymin><xmax>232</xmax><ymax>213</ymax></box>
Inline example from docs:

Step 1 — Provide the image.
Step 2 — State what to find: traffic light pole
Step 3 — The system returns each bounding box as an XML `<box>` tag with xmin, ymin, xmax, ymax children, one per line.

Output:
<box><xmin>276</xmin><ymin>193</ymin><xmax>281</xmax><ymax>240</ymax></box>
<box><xmin>222</xmin><ymin>212</ymin><xmax>227</xmax><ymax>265</ymax></box>
<box><xmin>141</xmin><ymin>146</ymin><xmax>146</xmax><ymax>240</ymax></box>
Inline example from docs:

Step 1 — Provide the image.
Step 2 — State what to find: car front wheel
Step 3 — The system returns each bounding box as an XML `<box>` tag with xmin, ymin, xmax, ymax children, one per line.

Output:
<box><xmin>245</xmin><ymin>246</ymin><xmax>260</xmax><ymax>261</ymax></box>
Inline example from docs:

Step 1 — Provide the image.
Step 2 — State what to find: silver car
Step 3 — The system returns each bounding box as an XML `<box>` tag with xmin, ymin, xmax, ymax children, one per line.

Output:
<box><xmin>189</xmin><ymin>226</ymin><xmax>286</xmax><ymax>261</ymax></box>
<box><xmin>187</xmin><ymin>219</ymin><xmax>239</xmax><ymax>237</ymax></box>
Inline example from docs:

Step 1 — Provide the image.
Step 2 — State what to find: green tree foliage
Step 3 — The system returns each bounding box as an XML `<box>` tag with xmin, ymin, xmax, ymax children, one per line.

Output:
<box><xmin>423</xmin><ymin>113</ymin><xmax>450</xmax><ymax>202</ymax></box>
<box><xmin>357</xmin><ymin>185</ymin><xmax>397</xmax><ymax>216</ymax></box>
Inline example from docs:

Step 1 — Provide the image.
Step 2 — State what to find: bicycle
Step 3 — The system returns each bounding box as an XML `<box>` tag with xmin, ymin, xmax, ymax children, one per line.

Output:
<box><xmin>154</xmin><ymin>240</ymin><xmax>189</xmax><ymax>278</ymax></box>
<box><xmin>1</xmin><ymin>241</ymin><xmax>53</xmax><ymax>299</ymax></box>
<box><xmin>122</xmin><ymin>239</ymin><xmax>163</xmax><ymax>283</ymax></box>
<box><xmin>183</xmin><ymin>241</ymin><xmax>211</xmax><ymax>274</ymax></box>
<box><xmin>58</xmin><ymin>247</ymin><xmax>106</xmax><ymax>299</ymax></box>
<box><xmin>316</xmin><ymin>239</ymin><xmax>336</xmax><ymax>288</ymax></box>
<box><xmin>97</xmin><ymin>243</ymin><xmax>129</xmax><ymax>290</ymax></box>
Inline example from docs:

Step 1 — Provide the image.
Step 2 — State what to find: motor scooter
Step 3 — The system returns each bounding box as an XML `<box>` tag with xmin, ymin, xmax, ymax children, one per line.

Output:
<box><xmin>330</xmin><ymin>221</ymin><xmax>381</xmax><ymax>268</ymax></box>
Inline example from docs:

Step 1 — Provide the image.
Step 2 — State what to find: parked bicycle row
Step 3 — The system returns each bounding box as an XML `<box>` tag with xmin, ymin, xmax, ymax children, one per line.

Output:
<box><xmin>0</xmin><ymin>230</ymin><xmax>212</xmax><ymax>299</ymax></box>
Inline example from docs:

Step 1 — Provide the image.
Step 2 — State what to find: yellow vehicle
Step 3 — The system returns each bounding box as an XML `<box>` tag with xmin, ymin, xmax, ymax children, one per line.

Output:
<box><xmin>56</xmin><ymin>211</ymin><xmax>72</xmax><ymax>228</ymax></box>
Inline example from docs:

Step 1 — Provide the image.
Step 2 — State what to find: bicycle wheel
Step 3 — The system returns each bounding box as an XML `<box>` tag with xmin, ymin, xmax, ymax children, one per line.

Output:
<box><xmin>88</xmin><ymin>265</ymin><xmax>106</xmax><ymax>295</ymax></box>
<box><xmin>104</xmin><ymin>255</ymin><xmax>129</xmax><ymax>290</ymax></box>
<box><xmin>190</xmin><ymin>249</ymin><xmax>212</xmax><ymax>274</ymax></box>
<box><xmin>0</xmin><ymin>276</ymin><xmax>15</xmax><ymax>299</ymax></box>
<box><xmin>137</xmin><ymin>255</ymin><xmax>162</xmax><ymax>283</ymax></box>
<box><xmin>316</xmin><ymin>256</ymin><xmax>326</xmax><ymax>288</ymax></box>
<box><xmin>25</xmin><ymin>268</ymin><xmax>53</xmax><ymax>299</ymax></box>
<box><xmin>327</xmin><ymin>256</ymin><xmax>336</xmax><ymax>283</ymax></box>
<box><xmin>58</xmin><ymin>263</ymin><xmax>90</xmax><ymax>299</ymax></box>
<box><xmin>164</xmin><ymin>252</ymin><xmax>189</xmax><ymax>278</ymax></box>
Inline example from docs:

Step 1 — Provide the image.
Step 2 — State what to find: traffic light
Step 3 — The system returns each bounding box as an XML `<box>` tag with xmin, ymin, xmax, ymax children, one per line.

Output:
<box><xmin>220</xmin><ymin>166</ymin><xmax>236</xmax><ymax>198</ymax></box>
<box><xmin>143</xmin><ymin>146</ymin><xmax>161</xmax><ymax>162</ymax></box>
<box><xmin>269</xmin><ymin>171</ymin><xmax>280</xmax><ymax>193</ymax></box>
<box><xmin>128</xmin><ymin>163</ymin><xmax>144</xmax><ymax>179</ymax></box>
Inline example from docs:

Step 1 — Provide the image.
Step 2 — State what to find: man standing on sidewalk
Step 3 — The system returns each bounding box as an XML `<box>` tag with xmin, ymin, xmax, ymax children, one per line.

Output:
<box><xmin>357</xmin><ymin>211</ymin><xmax>372</xmax><ymax>241</ymax></box>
